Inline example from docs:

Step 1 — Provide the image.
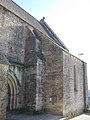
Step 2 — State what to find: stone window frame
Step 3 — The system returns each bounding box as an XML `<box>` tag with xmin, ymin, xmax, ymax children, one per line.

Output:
<box><xmin>49</xmin><ymin>95</ymin><xmax>57</xmax><ymax>105</ymax></box>
<box><xmin>74</xmin><ymin>65</ymin><xmax>78</xmax><ymax>92</ymax></box>
<box><xmin>35</xmin><ymin>38</ymin><xmax>42</xmax><ymax>53</ymax></box>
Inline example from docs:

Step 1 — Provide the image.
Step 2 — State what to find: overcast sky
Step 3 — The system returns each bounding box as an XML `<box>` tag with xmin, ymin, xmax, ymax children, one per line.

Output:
<box><xmin>13</xmin><ymin>0</ymin><xmax>90</xmax><ymax>89</ymax></box>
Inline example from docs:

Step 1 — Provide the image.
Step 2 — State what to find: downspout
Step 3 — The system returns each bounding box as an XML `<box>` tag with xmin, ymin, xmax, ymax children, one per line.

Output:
<box><xmin>83</xmin><ymin>62</ymin><xmax>87</xmax><ymax>112</ymax></box>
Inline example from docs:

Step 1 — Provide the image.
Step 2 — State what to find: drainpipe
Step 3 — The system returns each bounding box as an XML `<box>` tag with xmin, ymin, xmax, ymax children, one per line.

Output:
<box><xmin>83</xmin><ymin>62</ymin><xmax>87</xmax><ymax>112</ymax></box>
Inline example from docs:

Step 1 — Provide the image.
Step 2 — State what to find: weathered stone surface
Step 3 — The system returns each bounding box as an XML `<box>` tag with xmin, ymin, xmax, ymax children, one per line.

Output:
<box><xmin>22</xmin><ymin>28</ymin><xmax>37</xmax><ymax>112</ymax></box>
<box><xmin>34</xmin><ymin>30</ymin><xmax>63</xmax><ymax>115</ymax></box>
<box><xmin>0</xmin><ymin>0</ymin><xmax>48</xmax><ymax>36</ymax></box>
<box><xmin>0</xmin><ymin>64</ymin><xmax>8</xmax><ymax>120</ymax></box>
<box><xmin>0</xmin><ymin>1</ymin><xmax>88</xmax><ymax>120</ymax></box>
<box><xmin>0</xmin><ymin>6</ymin><xmax>26</xmax><ymax>63</ymax></box>
<box><xmin>63</xmin><ymin>52</ymin><xmax>88</xmax><ymax>118</ymax></box>
<box><xmin>36</xmin><ymin>58</ymin><xmax>43</xmax><ymax>112</ymax></box>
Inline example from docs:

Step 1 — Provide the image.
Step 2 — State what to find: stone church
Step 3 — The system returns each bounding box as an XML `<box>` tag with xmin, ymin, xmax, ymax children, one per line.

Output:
<box><xmin>0</xmin><ymin>0</ymin><xmax>88</xmax><ymax>119</ymax></box>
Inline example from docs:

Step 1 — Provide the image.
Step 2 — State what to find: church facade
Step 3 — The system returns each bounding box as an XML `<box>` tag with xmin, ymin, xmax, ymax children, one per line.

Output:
<box><xmin>0</xmin><ymin>0</ymin><xmax>88</xmax><ymax>119</ymax></box>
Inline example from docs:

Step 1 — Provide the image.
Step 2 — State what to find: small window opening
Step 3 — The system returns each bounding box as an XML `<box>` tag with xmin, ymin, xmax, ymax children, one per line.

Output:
<box><xmin>49</xmin><ymin>96</ymin><xmax>57</xmax><ymax>105</ymax></box>
<box><xmin>36</xmin><ymin>38</ymin><xmax>42</xmax><ymax>52</ymax></box>
<box><xmin>74</xmin><ymin>65</ymin><xmax>77</xmax><ymax>91</ymax></box>
<box><xmin>10</xmin><ymin>47</ymin><xmax>13</xmax><ymax>52</ymax></box>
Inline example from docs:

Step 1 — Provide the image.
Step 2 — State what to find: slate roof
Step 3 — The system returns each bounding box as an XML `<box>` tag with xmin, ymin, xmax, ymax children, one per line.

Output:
<box><xmin>0</xmin><ymin>0</ymin><xmax>68</xmax><ymax>51</ymax></box>
<box><xmin>40</xmin><ymin>18</ymin><xmax>69</xmax><ymax>51</ymax></box>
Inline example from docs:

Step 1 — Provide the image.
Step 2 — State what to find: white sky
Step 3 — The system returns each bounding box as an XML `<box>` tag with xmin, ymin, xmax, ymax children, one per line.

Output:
<box><xmin>13</xmin><ymin>0</ymin><xmax>90</xmax><ymax>89</ymax></box>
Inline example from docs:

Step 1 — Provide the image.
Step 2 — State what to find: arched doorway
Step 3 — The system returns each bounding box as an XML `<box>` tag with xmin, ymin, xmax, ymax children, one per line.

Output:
<box><xmin>7</xmin><ymin>73</ymin><xmax>17</xmax><ymax>111</ymax></box>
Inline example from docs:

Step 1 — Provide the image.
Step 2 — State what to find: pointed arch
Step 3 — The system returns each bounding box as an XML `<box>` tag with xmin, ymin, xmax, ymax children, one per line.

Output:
<box><xmin>7</xmin><ymin>71</ymin><xmax>20</xmax><ymax>110</ymax></box>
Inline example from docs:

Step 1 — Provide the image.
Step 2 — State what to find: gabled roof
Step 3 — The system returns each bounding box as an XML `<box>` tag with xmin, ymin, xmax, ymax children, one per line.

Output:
<box><xmin>0</xmin><ymin>0</ymin><xmax>68</xmax><ymax>51</ymax></box>
<box><xmin>40</xmin><ymin>18</ymin><xmax>69</xmax><ymax>51</ymax></box>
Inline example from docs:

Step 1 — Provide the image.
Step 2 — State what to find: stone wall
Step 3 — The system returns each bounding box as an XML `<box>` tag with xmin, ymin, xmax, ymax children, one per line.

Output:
<box><xmin>0</xmin><ymin>4</ymin><xmax>44</xmax><ymax>113</ymax></box>
<box><xmin>36</xmin><ymin>58</ymin><xmax>43</xmax><ymax>112</ymax></box>
<box><xmin>0</xmin><ymin>5</ymin><xmax>37</xmax><ymax>112</ymax></box>
<box><xmin>0</xmin><ymin>0</ymin><xmax>48</xmax><ymax>36</ymax></box>
<box><xmin>63</xmin><ymin>51</ymin><xmax>88</xmax><ymax>118</ymax></box>
<box><xmin>42</xmin><ymin>37</ymin><xmax>63</xmax><ymax>115</ymax></box>
<box><xmin>0</xmin><ymin>3</ymin><xmax>88</xmax><ymax>119</ymax></box>
<box><xmin>0</xmin><ymin>5</ymin><xmax>26</xmax><ymax>63</ymax></box>
<box><xmin>83</xmin><ymin>62</ymin><xmax>88</xmax><ymax>111</ymax></box>
<box><xmin>0</xmin><ymin>63</ymin><xmax>9</xmax><ymax>120</ymax></box>
<box><xmin>34</xmin><ymin>30</ymin><xmax>63</xmax><ymax>115</ymax></box>
<box><xmin>23</xmin><ymin>28</ymin><xmax>37</xmax><ymax>112</ymax></box>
